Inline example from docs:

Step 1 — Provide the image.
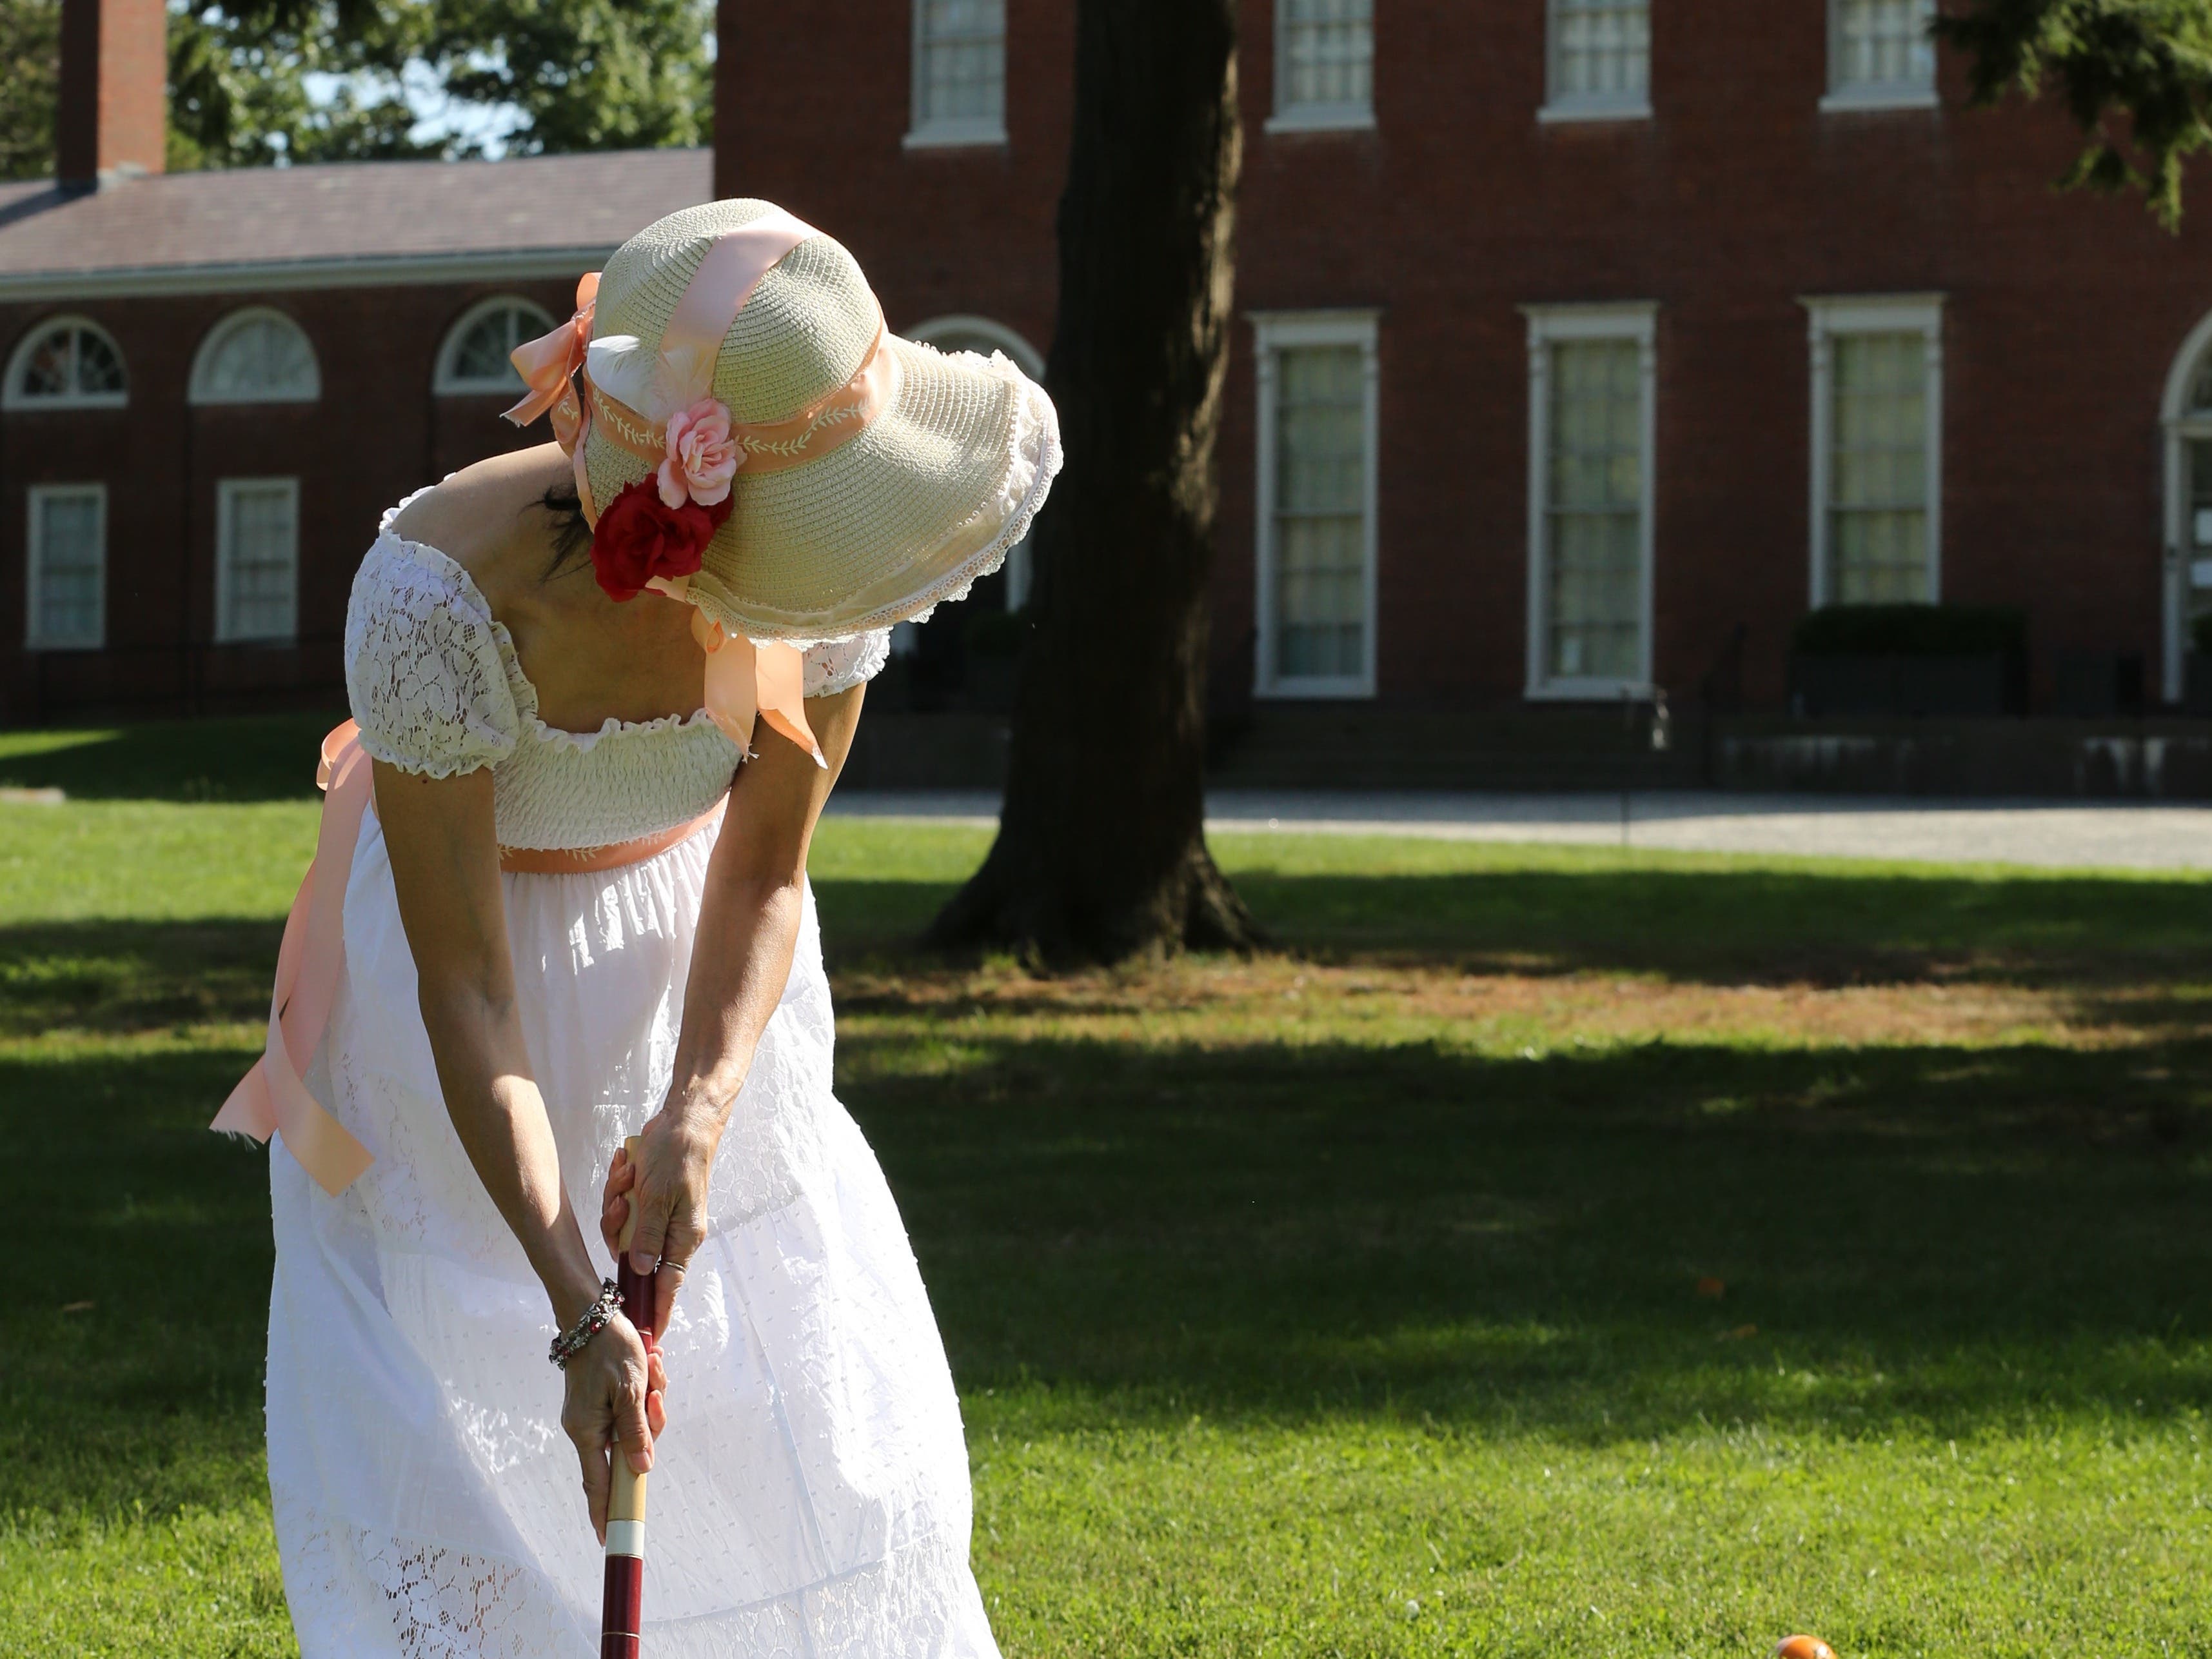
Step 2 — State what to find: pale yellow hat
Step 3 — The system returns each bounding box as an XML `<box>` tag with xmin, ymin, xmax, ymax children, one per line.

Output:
<box><xmin>562</xmin><ymin>198</ymin><xmax>1060</xmax><ymax>645</ymax></box>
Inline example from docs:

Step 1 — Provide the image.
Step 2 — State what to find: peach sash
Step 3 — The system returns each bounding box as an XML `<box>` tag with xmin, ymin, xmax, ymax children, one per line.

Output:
<box><xmin>209</xmin><ymin>721</ymin><xmax>724</xmax><ymax>1197</ymax></box>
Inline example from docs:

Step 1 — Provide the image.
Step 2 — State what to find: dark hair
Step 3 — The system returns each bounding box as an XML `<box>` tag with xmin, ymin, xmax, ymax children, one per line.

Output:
<box><xmin>537</xmin><ymin>482</ymin><xmax>593</xmax><ymax>582</ymax></box>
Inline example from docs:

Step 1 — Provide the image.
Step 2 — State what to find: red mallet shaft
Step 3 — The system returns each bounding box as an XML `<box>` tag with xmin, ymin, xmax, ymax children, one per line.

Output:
<box><xmin>602</xmin><ymin>1135</ymin><xmax>653</xmax><ymax>1659</ymax></box>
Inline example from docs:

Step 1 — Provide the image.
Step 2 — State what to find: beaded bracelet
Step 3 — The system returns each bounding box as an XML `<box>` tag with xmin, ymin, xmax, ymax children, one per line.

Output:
<box><xmin>548</xmin><ymin>1278</ymin><xmax>622</xmax><ymax>1369</ymax></box>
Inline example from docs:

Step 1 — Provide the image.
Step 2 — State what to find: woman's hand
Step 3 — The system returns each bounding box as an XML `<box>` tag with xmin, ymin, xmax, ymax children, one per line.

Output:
<box><xmin>560</xmin><ymin>1310</ymin><xmax>668</xmax><ymax>1544</ymax></box>
<box><xmin>601</xmin><ymin>1117</ymin><xmax>719</xmax><ymax>1340</ymax></box>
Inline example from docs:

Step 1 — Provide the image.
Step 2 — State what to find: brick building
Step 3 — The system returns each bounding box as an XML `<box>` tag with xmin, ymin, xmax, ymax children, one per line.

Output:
<box><xmin>1</xmin><ymin>0</ymin><xmax>706</xmax><ymax>720</ymax></box>
<box><xmin>718</xmin><ymin>0</ymin><xmax>2212</xmax><ymax>721</ymax></box>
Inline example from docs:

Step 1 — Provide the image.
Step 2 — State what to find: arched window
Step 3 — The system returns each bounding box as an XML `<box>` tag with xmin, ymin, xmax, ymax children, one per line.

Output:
<box><xmin>2159</xmin><ymin>312</ymin><xmax>2212</xmax><ymax>701</ymax></box>
<box><xmin>436</xmin><ymin>297</ymin><xmax>557</xmax><ymax>395</ymax></box>
<box><xmin>190</xmin><ymin>308</ymin><xmax>321</xmax><ymax>405</ymax></box>
<box><xmin>907</xmin><ymin>313</ymin><xmax>1045</xmax><ymax>379</ymax></box>
<box><xmin>4</xmin><ymin>317</ymin><xmax>127</xmax><ymax>410</ymax></box>
<box><xmin>908</xmin><ymin>314</ymin><xmax>1046</xmax><ymax>613</ymax></box>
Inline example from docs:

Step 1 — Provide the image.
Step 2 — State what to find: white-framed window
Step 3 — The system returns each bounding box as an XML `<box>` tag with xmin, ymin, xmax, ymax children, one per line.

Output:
<box><xmin>1523</xmin><ymin>304</ymin><xmax>1657</xmax><ymax>697</ymax></box>
<box><xmin>435</xmin><ymin>296</ymin><xmax>557</xmax><ymax>395</ymax></box>
<box><xmin>907</xmin><ymin>314</ymin><xmax>1046</xmax><ymax>612</ymax></box>
<box><xmin>1542</xmin><ymin>0</ymin><xmax>1651</xmax><ymax>123</ymax></box>
<box><xmin>216</xmin><ymin>478</ymin><xmax>301</xmax><ymax>644</ymax></box>
<box><xmin>1250</xmin><ymin>310</ymin><xmax>1379</xmax><ymax>698</ymax></box>
<box><xmin>26</xmin><ymin>484</ymin><xmax>105</xmax><ymax>650</ymax></box>
<box><xmin>907</xmin><ymin>0</ymin><xmax>1007</xmax><ymax>148</ymax></box>
<box><xmin>1269</xmin><ymin>0</ymin><xmax>1374</xmax><ymax>132</ymax></box>
<box><xmin>1802</xmin><ymin>295</ymin><xmax>1944</xmax><ymax>606</ymax></box>
<box><xmin>2157</xmin><ymin>311</ymin><xmax>2212</xmax><ymax>700</ymax></box>
<box><xmin>1824</xmin><ymin>0</ymin><xmax>1937</xmax><ymax>111</ymax></box>
<box><xmin>4</xmin><ymin>317</ymin><xmax>127</xmax><ymax>411</ymax></box>
<box><xmin>190</xmin><ymin>308</ymin><xmax>321</xmax><ymax>405</ymax></box>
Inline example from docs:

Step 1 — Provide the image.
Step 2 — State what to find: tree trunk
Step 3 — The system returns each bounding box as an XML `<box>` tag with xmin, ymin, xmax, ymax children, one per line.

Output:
<box><xmin>927</xmin><ymin>0</ymin><xmax>1259</xmax><ymax>965</ymax></box>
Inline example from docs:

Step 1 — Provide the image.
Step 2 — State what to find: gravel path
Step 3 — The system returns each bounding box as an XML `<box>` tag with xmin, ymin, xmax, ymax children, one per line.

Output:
<box><xmin>826</xmin><ymin>789</ymin><xmax>2212</xmax><ymax>872</ymax></box>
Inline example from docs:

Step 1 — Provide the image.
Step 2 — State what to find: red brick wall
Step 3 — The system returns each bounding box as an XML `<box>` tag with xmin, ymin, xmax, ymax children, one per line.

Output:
<box><xmin>57</xmin><ymin>0</ymin><xmax>168</xmax><ymax>184</ymax></box>
<box><xmin>0</xmin><ymin>280</ymin><xmax>573</xmax><ymax>721</ymax></box>
<box><xmin>721</xmin><ymin>0</ymin><xmax>2212</xmax><ymax>712</ymax></box>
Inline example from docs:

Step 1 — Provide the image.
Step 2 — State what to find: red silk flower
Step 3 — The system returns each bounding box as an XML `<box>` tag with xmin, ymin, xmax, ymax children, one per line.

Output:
<box><xmin>590</xmin><ymin>479</ymin><xmax>733</xmax><ymax>602</ymax></box>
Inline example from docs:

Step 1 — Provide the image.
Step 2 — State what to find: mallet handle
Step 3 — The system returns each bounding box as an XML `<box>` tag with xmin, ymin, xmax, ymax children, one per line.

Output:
<box><xmin>602</xmin><ymin>1135</ymin><xmax>651</xmax><ymax>1659</ymax></box>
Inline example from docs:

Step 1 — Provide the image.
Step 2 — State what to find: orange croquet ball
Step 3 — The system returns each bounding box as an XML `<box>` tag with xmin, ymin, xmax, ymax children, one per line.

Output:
<box><xmin>1774</xmin><ymin>1639</ymin><xmax>1836</xmax><ymax>1659</ymax></box>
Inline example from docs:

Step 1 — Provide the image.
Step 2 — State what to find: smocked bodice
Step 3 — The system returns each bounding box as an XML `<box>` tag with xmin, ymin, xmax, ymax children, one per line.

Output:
<box><xmin>343</xmin><ymin>503</ymin><xmax>888</xmax><ymax>851</ymax></box>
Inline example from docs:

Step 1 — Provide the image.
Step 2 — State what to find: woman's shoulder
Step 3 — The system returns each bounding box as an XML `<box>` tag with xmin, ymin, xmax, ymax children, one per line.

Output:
<box><xmin>385</xmin><ymin>446</ymin><xmax>569</xmax><ymax>617</ymax></box>
<box><xmin>345</xmin><ymin>455</ymin><xmax>565</xmax><ymax>779</ymax></box>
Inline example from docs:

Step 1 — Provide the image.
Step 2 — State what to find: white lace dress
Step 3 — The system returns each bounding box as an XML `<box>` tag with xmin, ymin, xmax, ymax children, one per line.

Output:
<box><xmin>265</xmin><ymin>502</ymin><xmax>997</xmax><ymax>1658</ymax></box>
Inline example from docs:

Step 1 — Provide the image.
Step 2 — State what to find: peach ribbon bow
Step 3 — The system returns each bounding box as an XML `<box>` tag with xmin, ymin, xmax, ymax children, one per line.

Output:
<box><xmin>503</xmin><ymin>273</ymin><xmax>600</xmax><ymax>451</ymax></box>
<box><xmin>644</xmin><ymin>575</ymin><xmax>822</xmax><ymax>766</ymax></box>
<box><xmin>208</xmin><ymin>721</ymin><xmax>377</xmax><ymax>1197</ymax></box>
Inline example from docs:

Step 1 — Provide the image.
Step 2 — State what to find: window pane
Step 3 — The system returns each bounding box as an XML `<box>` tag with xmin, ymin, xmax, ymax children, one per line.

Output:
<box><xmin>19</xmin><ymin>329</ymin><xmax>72</xmax><ymax>399</ymax></box>
<box><xmin>15</xmin><ymin>325</ymin><xmax>126</xmax><ymax>403</ymax></box>
<box><xmin>222</xmin><ymin>484</ymin><xmax>299</xmax><ymax>642</ymax></box>
<box><xmin>1545</xmin><ymin>338</ymin><xmax>1643</xmax><ymax>681</ymax></box>
<box><xmin>1274</xmin><ymin>343</ymin><xmax>1367</xmax><ymax>680</ymax></box>
<box><xmin>1281</xmin><ymin>0</ymin><xmax>1372</xmax><ymax>113</ymax></box>
<box><xmin>73</xmin><ymin>330</ymin><xmax>126</xmax><ymax>396</ymax></box>
<box><xmin>1552</xmin><ymin>0</ymin><xmax>1648</xmax><ymax>103</ymax></box>
<box><xmin>449</xmin><ymin>305</ymin><xmax>537</xmax><ymax>389</ymax></box>
<box><xmin>1829</xmin><ymin>331</ymin><xmax>1930</xmax><ymax>603</ymax></box>
<box><xmin>917</xmin><ymin>0</ymin><xmax>1005</xmax><ymax>127</ymax></box>
<box><xmin>34</xmin><ymin>491</ymin><xmax>103</xmax><ymax>646</ymax></box>
<box><xmin>1834</xmin><ymin>0</ymin><xmax>1934</xmax><ymax>91</ymax></box>
<box><xmin>201</xmin><ymin>316</ymin><xmax>316</xmax><ymax>401</ymax></box>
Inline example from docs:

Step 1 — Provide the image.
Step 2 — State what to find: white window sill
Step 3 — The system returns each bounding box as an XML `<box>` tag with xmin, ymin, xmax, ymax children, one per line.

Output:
<box><xmin>1524</xmin><ymin>678</ymin><xmax>1655</xmax><ymax>702</ymax></box>
<box><xmin>2</xmin><ymin>393</ymin><xmax>128</xmax><ymax>413</ymax></box>
<box><xmin>1819</xmin><ymin>86</ymin><xmax>1939</xmax><ymax>114</ymax></box>
<box><xmin>189</xmin><ymin>391</ymin><xmax>321</xmax><ymax>407</ymax></box>
<box><xmin>1537</xmin><ymin>99</ymin><xmax>1652</xmax><ymax>126</ymax></box>
<box><xmin>1256</xmin><ymin>677</ymin><xmax>1376</xmax><ymax>700</ymax></box>
<box><xmin>902</xmin><ymin>124</ymin><xmax>1009</xmax><ymax>150</ymax></box>
<box><xmin>24</xmin><ymin>638</ymin><xmax>103</xmax><ymax>653</ymax></box>
<box><xmin>1264</xmin><ymin>106</ymin><xmax>1376</xmax><ymax>135</ymax></box>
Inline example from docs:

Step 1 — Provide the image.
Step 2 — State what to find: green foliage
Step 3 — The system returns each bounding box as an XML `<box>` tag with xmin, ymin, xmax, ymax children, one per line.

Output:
<box><xmin>2191</xmin><ymin>608</ymin><xmax>2212</xmax><ymax>655</ymax></box>
<box><xmin>167</xmin><ymin>3</ymin><xmax>435</xmax><ymax>169</ymax></box>
<box><xmin>1</xmin><ymin>0</ymin><xmax>711</xmax><ymax>175</ymax></box>
<box><xmin>0</xmin><ymin>0</ymin><xmax>59</xmax><ymax>180</ymax></box>
<box><xmin>424</xmin><ymin>0</ymin><xmax>714</xmax><ymax>157</ymax></box>
<box><xmin>1937</xmin><ymin>0</ymin><xmax>2212</xmax><ymax>226</ymax></box>
<box><xmin>1791</xmin><ymin>602</ymin><xmax>2029</xmax><ymax>662</ymax></box>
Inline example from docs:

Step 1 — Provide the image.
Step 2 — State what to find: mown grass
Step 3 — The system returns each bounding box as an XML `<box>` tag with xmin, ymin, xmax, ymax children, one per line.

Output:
<box><xmin>3</xmin><ymin>717</ymin><xmax>2211</xmax><ymax>1655</ymax></box>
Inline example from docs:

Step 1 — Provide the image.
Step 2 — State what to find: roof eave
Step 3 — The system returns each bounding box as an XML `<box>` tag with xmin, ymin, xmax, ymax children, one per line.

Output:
<box><xmin>0</xmin><ymin>244</ymin><xmax>617</xmax><ymax>304</ymax></box>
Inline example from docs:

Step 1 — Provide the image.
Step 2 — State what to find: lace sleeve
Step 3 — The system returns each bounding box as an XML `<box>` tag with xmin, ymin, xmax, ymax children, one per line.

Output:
<box><xmin>803</xmin><ymin>629</ymin><xmax>893</xmax><ymax>699</ymax></box>
<box><xmin>344</xmin><ymin>537</ymin><xmax>521</xmax><ymax>779</ymax></box>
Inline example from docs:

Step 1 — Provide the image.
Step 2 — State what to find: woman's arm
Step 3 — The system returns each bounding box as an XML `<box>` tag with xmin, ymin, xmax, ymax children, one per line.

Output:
<box><xmin>373</xmin><ymin>760</ymin><xmax>664</xmax><ymax>1540</ymax></box>
<box><xmin>602</xmin><ymin>683</ymin><xmax>867</xmax><ymax>1334</ymax></box>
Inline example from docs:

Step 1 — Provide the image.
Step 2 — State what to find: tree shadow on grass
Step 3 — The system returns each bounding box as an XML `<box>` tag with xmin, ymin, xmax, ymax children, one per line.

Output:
<box><xmin>0</xmin><ymin>710</ymin><xmax>345</xmax><ymax>803</ymax></box>
<box><xmin>840</xmin><ymin>1026</ymin><xmax>2212</xmax><ymax>1442</ymax></box>
<box><xmin>818</xmin><ymin>867</ymin><xmax>2212</xmax><ymax>988</ymax></box>
<box><xmin>8</xmin><ymin>885</ymin><xmax>2212</xmax><ymax>1522</ymax></box>
<box><xmin>0</xmin><ymin>920</ymin><xmax>280</xmax><ymax>1037</ymax></box>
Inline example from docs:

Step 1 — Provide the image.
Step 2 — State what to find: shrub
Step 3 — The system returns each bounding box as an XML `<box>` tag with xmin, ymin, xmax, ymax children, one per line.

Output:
<box><xmin>1792</xmin><ymin>603</ymin><xmax>2026</xmax><ymax>663</ymax></box>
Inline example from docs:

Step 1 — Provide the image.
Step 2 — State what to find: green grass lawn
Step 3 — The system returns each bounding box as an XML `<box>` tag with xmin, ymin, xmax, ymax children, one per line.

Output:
<box><xmin>3</xmin><ymin>717</ymin><xmax>2212</xmax><ymax>1656</ymax></box>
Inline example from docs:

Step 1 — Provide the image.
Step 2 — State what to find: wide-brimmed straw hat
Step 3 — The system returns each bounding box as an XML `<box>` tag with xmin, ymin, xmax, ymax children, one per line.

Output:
<box><xmin>508</xmin><ymin>197</ymin><xmax>1060</xmax><ymax>646</ymax></box>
